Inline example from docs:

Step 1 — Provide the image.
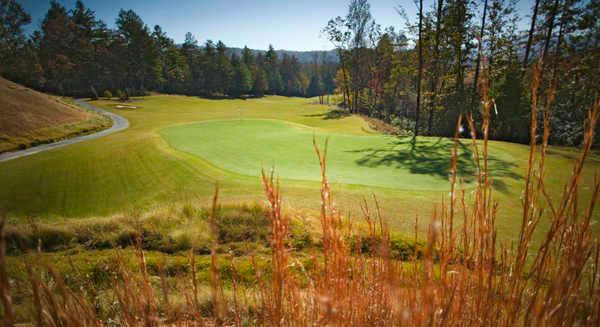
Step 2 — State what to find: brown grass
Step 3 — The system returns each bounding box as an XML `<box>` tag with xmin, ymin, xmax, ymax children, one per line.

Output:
<box><xmin>1</xmin><ymin>58</ymin><xmax>600</xmax><ymax>325</ymax></box>
<box><xmin>0</xmin><ymin>76</ymin><xmax>109</xmax><ymax>153</ymax></box>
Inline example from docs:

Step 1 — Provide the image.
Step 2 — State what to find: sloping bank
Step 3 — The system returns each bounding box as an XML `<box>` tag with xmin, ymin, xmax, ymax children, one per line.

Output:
<box><xmin>0</xmin><ymin>100</ymin><xmax>129</xmax><ymax>162</ymax></box>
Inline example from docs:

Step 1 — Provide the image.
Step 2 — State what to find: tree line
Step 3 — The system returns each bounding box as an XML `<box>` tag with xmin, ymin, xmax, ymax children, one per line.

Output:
<box><xmin>324</xmin><ymin>0</ymin><xmax>599</xmax><ymax>145</ymax></box>
<box><xmin>0</xmin><ymin>0</ymin><xmax>337</xmax><ymax>99</ymax></box>
<box><xmin>1</xmin><ymin>0</ymin><xmax>598</xmax><ymax>146</ymax></box>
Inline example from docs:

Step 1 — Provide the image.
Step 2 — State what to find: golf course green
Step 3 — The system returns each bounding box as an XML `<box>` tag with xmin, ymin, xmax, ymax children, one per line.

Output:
<box><xmin>1</xmin><ymin>95</ymin><xmax>598</xmax><ymax>241</ymax></box>
<box><xmin>161</xmin><ymin>119</ymin><xmax>515</xmax><ymax>191</ymax></box>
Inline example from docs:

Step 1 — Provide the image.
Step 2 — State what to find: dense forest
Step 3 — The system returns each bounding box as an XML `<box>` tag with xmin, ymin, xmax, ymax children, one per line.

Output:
<box><xmin>0</xmin><ymin>1</ymin><xmax>337</xmax><ymax>100</ymax></box>
<box><xmin>324</xmin><ymin>0</ymin><xmax>599</xmax><ymax>145</ymax></box>
<box><xmin>1</xmin><ymin>0</ymin><xmax>599</xmax><ymax>145</ymax></box>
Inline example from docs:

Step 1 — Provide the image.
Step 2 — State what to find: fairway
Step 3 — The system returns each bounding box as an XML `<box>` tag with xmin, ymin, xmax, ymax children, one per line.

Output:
<box><xmin>1</xmin><ymin>95</ymin><xmax>598</xmax><ymax>242</ymax></box>
<box><xmin>161</xmin><ymin>119</ymin><xmax>514</xmax><ymax>191</ymax></box>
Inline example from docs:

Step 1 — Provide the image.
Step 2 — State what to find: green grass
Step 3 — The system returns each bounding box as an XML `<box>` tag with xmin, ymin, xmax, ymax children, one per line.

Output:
<box><xmin>161</xmin><ymin>119</ymin><xmax>515</xmax><ymax>191</ymax></box>
<box><xmin>1</xmin><ymin>95</ymin><xmax>598</xmax><ymax>243</ymax></box>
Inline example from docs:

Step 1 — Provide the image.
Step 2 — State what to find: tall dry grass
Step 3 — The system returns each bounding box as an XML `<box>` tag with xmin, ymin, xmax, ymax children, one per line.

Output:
<box><xmin>1</xmin><ymin>55</ymin><xmax>600</xmax><ymax>326</ymax></box>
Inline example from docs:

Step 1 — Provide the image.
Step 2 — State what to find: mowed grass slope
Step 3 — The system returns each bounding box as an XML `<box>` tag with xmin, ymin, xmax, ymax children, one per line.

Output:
<box><xmin>1</xmin><ymin>94</ymin><xmax>598</xmax><ymax>242</ymax></box>
<box><xmin>0</xmin><ymin>77</ymin><xmax>110</xmax><ymax>153</ymax></box>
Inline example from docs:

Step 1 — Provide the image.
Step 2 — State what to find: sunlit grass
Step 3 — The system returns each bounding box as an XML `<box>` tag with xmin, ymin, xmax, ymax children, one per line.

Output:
<box><xmin>0</xmin><ymin>95</ymin><xmax>598</xmax><ymax>244</ymax></box>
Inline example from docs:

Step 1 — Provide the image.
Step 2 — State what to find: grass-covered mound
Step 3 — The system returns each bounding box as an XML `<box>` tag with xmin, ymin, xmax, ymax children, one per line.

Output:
<box><xmin>0</xmin><ymin>77</ymin><xmax>110</xmax><ymax>153</ymax></box>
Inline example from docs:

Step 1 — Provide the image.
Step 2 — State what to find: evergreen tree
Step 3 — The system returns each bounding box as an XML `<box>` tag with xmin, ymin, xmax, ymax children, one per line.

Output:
<box><xmin>70</xmin><ymin>1</ymin><xmax>104</xmax><ymax>95</ymax></box>
<box><xmin>0</xmin><ymin>0</ymin><xmax>31</xmax><ymax>80</ymax></box>
<box><xmin>203</xmin><ymin>40</ymin><xmax>217</xmax><ymax>94</ymax></box>
<box><xmin>307</xmin><ymin>74</ymin><xmax>323</xmax><ymax>98</ymax></box>
<box><xmin>241</xmin><ymin>45</ymin><xmax>256</xmax><ymax>84</ymax></box>
<box><xmin>214</xmin><ymin>40</ymin><xmax>232</xmax><ymax>95</ymax></box>
<box><xmin>181</xmin><ymin>32</ymin><xmax>203</xmax><ymax>94</ymax></box>
<box><xmin>39</xmin><ymin>1</ymin><xmax>76</xmax><ymax>94</ymax></box>
<box><xmin>153</xmin><ymin>26</ymin><xmax>189</xmax><ymax>93</ymax></box>
<box><xmin>115</xmin><ymin>9</ymin><xmax>161</xmax><ymax>94</ymax></box>
<box><xmin>231</xmin><ymin>55</ymin><xmax>252</xmax><ymax>96</ymax></box>
<box><xmin>253</xmin><ymin>68</ymin><xmax>268</xmax><ymax>97</ymax></box>
<box><xmin>265</xmin><ymin>44</ymin><xmax>283</xmax><ymax>94</ymax></box>
<box><xmin>241</xmin><ymin>46</ymin><xmax>255</xmax><ymax>67</ymax></box>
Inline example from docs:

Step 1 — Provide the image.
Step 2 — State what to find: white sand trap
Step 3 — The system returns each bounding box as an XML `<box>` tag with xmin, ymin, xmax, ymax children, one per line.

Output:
<box><xmin>116</xmin><ymin>105</ymin><xmax>137</xmax><ymax>109</ymax></box>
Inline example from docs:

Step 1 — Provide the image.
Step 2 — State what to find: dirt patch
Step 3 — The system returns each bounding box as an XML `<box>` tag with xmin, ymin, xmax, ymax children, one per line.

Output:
<box><xmin>362</xmin><ymin>116</ymin><xmax>402</xmax><ymax>135</ymax></box>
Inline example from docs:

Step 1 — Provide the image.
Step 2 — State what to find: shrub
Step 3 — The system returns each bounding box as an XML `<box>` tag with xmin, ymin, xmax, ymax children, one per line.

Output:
<box><xmin>117</xmin><ymin>89</ymin><xmax>129</xmax><ymax>102</ymax></box>
<box><xmin>103</xmin><ymin>90</ymin><xmax>113</xmax><ymax>99</ymax></box>
<box><xmin>291</xmin><ymin>232</ymin><xmax>313</xmax><ymax>250</ymax></box>
<box><xmin>391</xmin><ymin>115</ymin><xmax>415</xmax><ymax>135</ymax></box>
<box><xmin>4</xmin><ymin>226</ymin><xmax>32</xmax><ymax>254</ymax></box>
<box><xmin>212</xmin><ymin>205</ymin><xmax>270</xmax><ymax>243</ymax></box>
<box><xmin>4</xmin><ymin>224</ymin><xmax>78</xmax><ymax>253</ymax></box>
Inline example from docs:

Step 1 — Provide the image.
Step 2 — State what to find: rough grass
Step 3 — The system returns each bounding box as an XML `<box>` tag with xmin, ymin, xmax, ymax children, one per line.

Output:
<box><xmin>0</xmin><ymin>94</ymin><xmax>598</xmax><ymax>246</ymax></box>
<box><xmin>0</xmin><ymin>77</ymin><xmax>111</xmax><ymax>153</ymax></box>
<box><xmin>2</xmin><ymin>200</ymin><xmax>421</xmax><ymax>323</ymax></box>
<box><xmin>3</xmin><ymin>204</ymin><xmax>273</xmax><ymax>254</ymax></box>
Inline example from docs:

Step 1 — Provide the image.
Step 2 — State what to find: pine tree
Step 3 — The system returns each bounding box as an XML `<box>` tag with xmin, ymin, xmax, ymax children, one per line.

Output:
<box><xmin>71</xmin><ymin>1</ymin><xmax>103</xmax><ymax>95</ymax></box>
<box><xmin>231</xmin><ymin>55</ymin><xmax>252</xmax><ymax>96</ymax></box>
<box><xmin>181</xmin><ymin>32</ymin><xmax>202</xmax><ymax>94</ymax></box>
<box><xmin>0</xmin><ymin>0</ymin><xmax>31</xmax><ymax>80</ymax></box>
<box><xmin>115</xmin><ymin>9</ymin><xmax>161</xmax><ymax>94</ymax></box>
<box><xmin>265</xmin><ymin>44</ymin><xmax>283</xmax><ymax>94</ymax></box>
<box><xmin>253</xmin><ymin>68</ymin><xmax>268</xmax><ymax>97</ymax></box>
<box><xmin>214</xmin><ymin>40</ymin><xmax>232</xmax><ymax>95</ymax></box>
<box><xmin>39</xmin><ymin>1</ymin><xmax>76</xmax><ymax>94</ymax></box>
<box><xmin>153</xmin><ymin>26</ymin><xmax>189</xmax><ymax>93</ymax></box>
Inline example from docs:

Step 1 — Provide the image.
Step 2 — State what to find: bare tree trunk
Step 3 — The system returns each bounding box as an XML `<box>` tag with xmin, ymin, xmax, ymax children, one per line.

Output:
<box><xmin>471</xmin><ymin>0</ymin><xmax>488</xmax><ymax>114</ymax></box>
<box><xmin>551</xmin><ymin>0</ymin><xmax>568</xmax><ymax>83</ymax></box>
<box><xmin>534</xmin><ymin>0</ymin><xmax>561</xmax><ymax>111</ymax></box>
<box><xmin>415</xmin><ymin>0</ymin><xmax>424</xmax><ymax>137</ymax></box>
<box><xmin>428</xmin><ymin>0</ymin><xmax>444</xmax><ymax>135</ymax></box>
<box><xmin>523</xmin><ymin>0</ymin><xmax>541</xmax><ymax>70</ymax></box>
<box><xmin>353</xmin><ymin>89</ymin><xmax>359</xmax><ymax>114</ymax></box>
<box><xmin>455</xmin><ymin>0</ymin><xmax>466</xmax><ymax>117</ymax></box>
<box><xmin>541</xmin><ymin>0</ymin><xmax>561</xmax><ymax>65</ymax></box>
<box><xmin>338</xmin><ymin>49</ymin><xmax>351</xmax><ymax>110</ymax></box>
<box><xmin>343</xmin><ymin>68</ymin><xmax>350</xmax><ymax>109</ymax></box>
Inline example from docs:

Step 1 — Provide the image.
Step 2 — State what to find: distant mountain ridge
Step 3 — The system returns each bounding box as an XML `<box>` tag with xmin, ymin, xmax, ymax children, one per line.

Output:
<box><xmin>226</xmin><ymin>48</ymin><xmax>339</xmax><ymax>64</ymax></box>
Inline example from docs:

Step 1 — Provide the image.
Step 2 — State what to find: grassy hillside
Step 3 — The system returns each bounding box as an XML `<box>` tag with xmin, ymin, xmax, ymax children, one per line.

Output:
<box><xmin>1</xmin><ymin>94</ymin><xmax>598</xmax><ymax>243</ymax></box>
<box><xmin>0</xmin><ymin>77</ymin><xmax>110</xmax><ymax>153</ymax></box>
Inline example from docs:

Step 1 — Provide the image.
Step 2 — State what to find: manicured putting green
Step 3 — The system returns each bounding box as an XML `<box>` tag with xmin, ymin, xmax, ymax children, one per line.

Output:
<box><xmin>161</xmin><ymin>119</ymin><xmax>513</xmax><ymax>191</ymax></box>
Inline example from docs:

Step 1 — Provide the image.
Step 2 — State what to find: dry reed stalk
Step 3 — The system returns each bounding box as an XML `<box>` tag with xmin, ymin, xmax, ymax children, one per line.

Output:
<box><xmin>260</xmin><ymin>168</ymin><xmax>296</xmax><ymax>325</ymax></box>
<box><xmin>209</xmin><ymin>184</ymin><xmax>222</xmax><ymax>325</ymax></box>
<box><xmin>157</xmin><ymin>259</ymin><xmax>170</xmax><ymax>313</ymax></box>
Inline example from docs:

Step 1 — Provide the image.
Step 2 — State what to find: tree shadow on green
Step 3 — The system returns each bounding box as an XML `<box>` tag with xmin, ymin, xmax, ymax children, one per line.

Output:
<box><xmin>348</xmin><ymin>137</ymin><xmax>521</xmax><ymax>193</ymax></box>
<box><xmin>303</xmin><ymin>109</ymin><xmax>350</xmax><ymax>120</ymax></box>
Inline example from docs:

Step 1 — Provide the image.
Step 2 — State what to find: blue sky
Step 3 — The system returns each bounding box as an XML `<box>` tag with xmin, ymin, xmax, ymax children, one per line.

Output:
<box><xmin>20</xmin><ymin>0</ymin><xmax>534</xmax><ymax>51</ymax></box>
